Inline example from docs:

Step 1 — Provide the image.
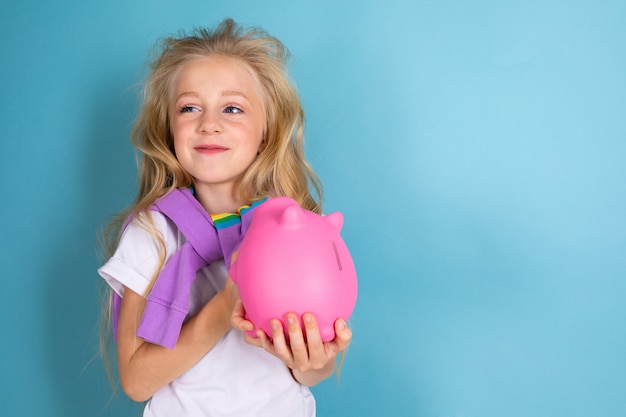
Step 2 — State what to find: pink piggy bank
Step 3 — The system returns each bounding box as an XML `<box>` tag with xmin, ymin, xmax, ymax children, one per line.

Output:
<box><xmin>230</xmin><ymin>197</ymin><xmax>358</xmax><ymax>342</ymax></box>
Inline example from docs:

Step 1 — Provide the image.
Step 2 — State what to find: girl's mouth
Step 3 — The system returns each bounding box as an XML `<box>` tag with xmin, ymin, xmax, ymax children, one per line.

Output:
<box><xmin>195</xmin><ymin>144</ymin><xmax>229</xmax><ymax>154</ymax></box>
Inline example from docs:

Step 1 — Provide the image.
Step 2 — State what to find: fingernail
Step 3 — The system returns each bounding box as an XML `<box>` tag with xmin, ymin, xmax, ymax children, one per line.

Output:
<box><xmin>304</xmin><ymin>314</ymin><xmax>312</xmax><ymax>323</ymax></box>
<box><xmin>337</xmin><ymin>320</ymin><xmax>345</xmax><ymax>330</ymax></box>
<box><xmin>287</xmin><ymin>316</ymin><xmax>295</xmax><ymax>325</ymax></box>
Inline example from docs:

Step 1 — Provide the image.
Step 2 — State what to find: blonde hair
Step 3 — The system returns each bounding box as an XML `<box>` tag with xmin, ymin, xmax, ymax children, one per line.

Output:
<box><xmin>99</xmin><ymin>18</ymin><xmax>323</xmax><ymax>386</ymax></box>
<box><xmin>103</xmin><ymin>17</ymin><xmax>323</xmax><ymax>261</ymax></box>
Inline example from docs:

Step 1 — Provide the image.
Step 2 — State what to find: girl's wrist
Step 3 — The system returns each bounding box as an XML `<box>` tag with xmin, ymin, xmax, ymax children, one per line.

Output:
<box><xmin>292</xmin><ymin>362</ymin><xmax>335</xmax><ymax>386</ymax></box>
<box><xmin>212</xmin><ymin>289</ymin><xmax>235</xmax><ymax>326</ymax></box>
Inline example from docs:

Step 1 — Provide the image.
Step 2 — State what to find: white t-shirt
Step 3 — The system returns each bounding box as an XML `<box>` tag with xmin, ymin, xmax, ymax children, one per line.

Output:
<box><xmin>99</xmin><ymin>212</ymin><xmax>315</xmax><ymax>417</ymax></box>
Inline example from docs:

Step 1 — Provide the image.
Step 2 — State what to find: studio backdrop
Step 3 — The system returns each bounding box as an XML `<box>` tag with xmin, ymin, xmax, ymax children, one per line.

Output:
<box><xmin>1</xmin><ymin>1</ymin><xmax>625</xmax><ymax>416</ymax></box>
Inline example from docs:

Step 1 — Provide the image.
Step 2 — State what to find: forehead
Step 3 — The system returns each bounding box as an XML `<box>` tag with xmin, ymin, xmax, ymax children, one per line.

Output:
<box><xmin>171</xmin><ymin>55</ymin><xmax>265</xmax><ymax>102</ymax></box>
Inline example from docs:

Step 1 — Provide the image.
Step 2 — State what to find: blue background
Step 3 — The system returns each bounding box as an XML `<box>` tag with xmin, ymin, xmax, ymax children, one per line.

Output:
<box><xmin>1</xmin><ymin>1</ymin><xmax>625</xmax><ymax>416</ymax></box>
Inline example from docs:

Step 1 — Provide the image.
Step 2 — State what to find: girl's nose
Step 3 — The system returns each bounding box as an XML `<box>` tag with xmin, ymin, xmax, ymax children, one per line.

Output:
<box><xmin>200</xmin><ymin>112</ymin><xmax>222</xmax><ymax>134</ymax></box>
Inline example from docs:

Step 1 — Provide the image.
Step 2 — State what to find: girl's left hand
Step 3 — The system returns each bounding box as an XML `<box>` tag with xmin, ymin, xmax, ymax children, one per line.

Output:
<box><xmin>231</xmin><ymin>302</ymin><xmax>352</xmax><ymax>386</ymax></box>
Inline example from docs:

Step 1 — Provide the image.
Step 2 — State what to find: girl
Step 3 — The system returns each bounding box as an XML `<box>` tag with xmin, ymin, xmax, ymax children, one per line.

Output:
<box><xmin>99</xmin><ymin>18</ymin><xmax>352</xmax><ymax>417</ymax></box>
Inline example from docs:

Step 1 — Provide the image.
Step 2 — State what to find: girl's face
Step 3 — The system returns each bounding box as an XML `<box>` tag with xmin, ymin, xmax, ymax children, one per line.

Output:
<box><xmin>170</xmin><ymin>55</ymin><xmax>266</xmax><ymax>203</ymax></box>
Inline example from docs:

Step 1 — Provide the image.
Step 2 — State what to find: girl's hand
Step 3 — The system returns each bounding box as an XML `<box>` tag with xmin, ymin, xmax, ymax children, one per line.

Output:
<box><xmin>234</xmin><ymin>310</ymin><xmax>352</xmax><ymax>386</ymax></box>
<box><xmin>230</xmin><ymin>297</ymin><xmax>255</xmax><ymax>334</ymax></box>
<box><xmin>117</xmin><ymin>282</ymin><xmax>237</xmax><ymax>402</ymax></box>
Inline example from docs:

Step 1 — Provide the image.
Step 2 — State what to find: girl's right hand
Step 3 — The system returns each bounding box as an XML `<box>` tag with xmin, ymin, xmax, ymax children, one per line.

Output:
<box><xmin>230</xmin><ymin>296</ymin><xmax>256</xmax><ymax>335</ymax></box>
<box><xmin>116</xmin><ymin>284</ymin><xmax>235</xmax><ymax>402</ymax></box>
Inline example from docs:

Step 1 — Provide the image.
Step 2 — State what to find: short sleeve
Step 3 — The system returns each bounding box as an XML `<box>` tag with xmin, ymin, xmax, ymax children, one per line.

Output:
<box><xmin>98</xmin><ymin>212</ymin><xmax>179</xmax><ymax>298</ymax></box>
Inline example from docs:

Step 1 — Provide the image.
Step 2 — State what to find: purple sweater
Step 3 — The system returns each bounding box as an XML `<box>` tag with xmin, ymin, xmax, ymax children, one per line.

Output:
<box><xmin>111</xmin><ymin>188</ymin><xmax>265</xmax><ymax>349</ymax></box>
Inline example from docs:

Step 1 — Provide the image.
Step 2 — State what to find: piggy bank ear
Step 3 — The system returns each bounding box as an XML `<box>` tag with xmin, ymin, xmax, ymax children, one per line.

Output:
<box><xmin>280</xmin><ymin>205</ymin><xmax>305</xmax><ymax>229</ymax></box>
<box><xmin>324</xmin><ymin>212</ymin><xmax>344</xmax><ymax>232</ymax></box>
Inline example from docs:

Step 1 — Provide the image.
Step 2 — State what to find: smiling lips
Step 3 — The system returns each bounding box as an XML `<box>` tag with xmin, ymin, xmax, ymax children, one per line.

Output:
<box><xmin>195</xmin><ymin>144</ymin><xmax>229</xmax><ymax>154</ymax></box>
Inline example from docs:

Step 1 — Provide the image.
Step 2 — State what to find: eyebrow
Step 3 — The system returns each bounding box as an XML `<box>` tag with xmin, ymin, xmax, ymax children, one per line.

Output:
<box><xmin>174</xmin><ymin>90</ymin><xmax>250</xmax><ymax>101</ymax></box>
<box><xmin>221</xmin><ymin>90</ymin><xmax>249</xmax><ymax>99</ymax></box>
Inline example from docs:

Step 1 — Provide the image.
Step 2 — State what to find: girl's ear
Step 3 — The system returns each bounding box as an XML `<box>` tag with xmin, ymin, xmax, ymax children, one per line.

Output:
<box><xmin>257</xmin><ymin>137</ymin><xmax>267</xmax><ymax>154</ymax></box>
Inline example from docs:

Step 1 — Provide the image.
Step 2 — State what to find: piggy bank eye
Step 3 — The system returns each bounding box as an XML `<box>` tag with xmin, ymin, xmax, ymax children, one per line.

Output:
<box><xmin>332</xmin><ymin>241</ymin><xmax>343</xmax><ymax>271</ymax></box>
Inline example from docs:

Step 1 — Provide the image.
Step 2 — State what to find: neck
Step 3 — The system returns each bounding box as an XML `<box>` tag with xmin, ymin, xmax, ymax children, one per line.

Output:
<box><xmin>193</xmin><ymin>183</ymin><xmax>245</xmax><ymax>214</ymax></box>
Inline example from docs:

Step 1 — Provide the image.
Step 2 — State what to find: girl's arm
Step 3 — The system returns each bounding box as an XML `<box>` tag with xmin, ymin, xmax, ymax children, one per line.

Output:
<box><xmin>117</xmin><ymin>279</ymin><xmax>238</xmax><ymax>402</ymax></box>
<box><xmin>232</xmin><ymin>301</ymin><xmax>352</xmax><ymax>386</ymax></box>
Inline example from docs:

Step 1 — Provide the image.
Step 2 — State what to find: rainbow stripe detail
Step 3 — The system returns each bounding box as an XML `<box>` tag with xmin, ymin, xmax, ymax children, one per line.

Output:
<box><xmin>210</xmin><ymin>198</ymin><xmax>268</xmax><ymax>230</ymax></box>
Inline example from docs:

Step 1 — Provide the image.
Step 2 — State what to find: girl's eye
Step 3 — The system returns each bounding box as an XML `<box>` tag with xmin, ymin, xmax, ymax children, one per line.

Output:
<box><xmin>179</xmin><ymin>105</ymin><xmax>200</xmax><ymax>113</ymax></box>
<box><xmin>224</xmin><ymin>105</ymin><xmax>243</xmax><ymax>114</ymax></box>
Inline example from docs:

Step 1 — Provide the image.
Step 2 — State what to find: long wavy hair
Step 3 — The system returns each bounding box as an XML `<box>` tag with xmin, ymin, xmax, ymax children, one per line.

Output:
<box><xmin>99</xmin><ymin>18</ymin><xmax>322</xmax><ymax>387</ymax></box>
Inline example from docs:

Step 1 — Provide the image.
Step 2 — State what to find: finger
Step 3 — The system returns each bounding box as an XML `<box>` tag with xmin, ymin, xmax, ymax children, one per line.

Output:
<box><xmin>331</xmin><ymin>319</ymin><xmax>352</xmax><ymax>352</ymax></box>
<box><xmin>285</xmin><ymin>313</ymin><xmax>309</xmax><ymax>366</ymax></box>
<box><xmin>302</xmin><ymin>313</ymin><xmax>328</xmax><ymax>368</ymax></box>
<box><xmin>255</xmin><ymin>328</ymin><xmax>275</xmax><ymax>351</ymax></box>
<box><xmin>263</xmin><ymin>319</ymin><xmax>292</xmax><ymax>360</ymax></box>
<box><xmin>302</xmin><ymin>313</ymin><xmax>324</xmax><ymax>353</ymax></box>
<box><xmin>243</xmin><ymin>331</ymin><xmax>264</xmax><ymax>348</ymax></box>
<box><xmin>230</xmin><ymin>300</ymin><xmax>254</xmax><ymax>332</ymax></box>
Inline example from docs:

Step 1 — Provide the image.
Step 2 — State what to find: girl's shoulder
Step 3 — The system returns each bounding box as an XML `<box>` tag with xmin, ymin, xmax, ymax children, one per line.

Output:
<box><xmin>100</xmin><ymin>210</ymin><xmax>184</xmax><ymax>297</ymax></box>
<box><xmin>125</xmin><ymin>209</ymin><xmax>183</xmax><ymax>249</ymax></box>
